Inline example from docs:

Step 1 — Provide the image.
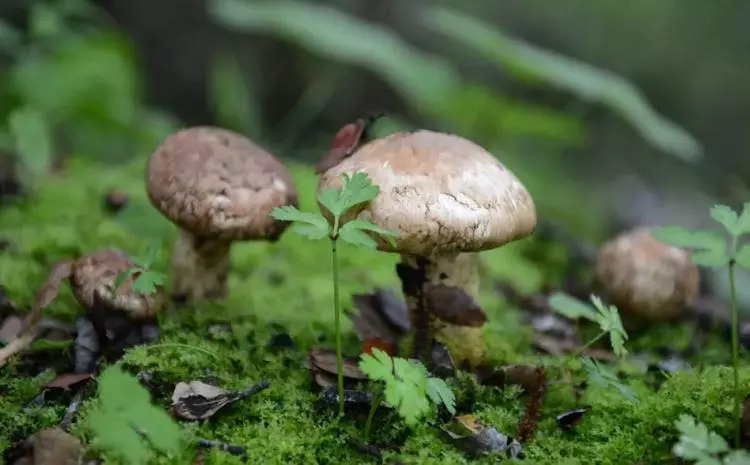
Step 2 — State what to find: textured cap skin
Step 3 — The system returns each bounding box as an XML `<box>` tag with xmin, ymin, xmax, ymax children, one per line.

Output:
<box><xmin>318</xmin><ymin>130</ymin><xmax>537</xmax><ymax>255</ymax></box>
<box><xmin>147</xmin><ymin>127</ymin><xmax>299</xmax><ymax>241</ymax></box>
<box><xmin>595</xmin><ymin>227</ymin><xmax>700</xmax><ymax>323</ymax></box>
<box><xmin>70</xmin><ymin>249</ymin><xmax>160</xmax><ymax>320</ymax></box>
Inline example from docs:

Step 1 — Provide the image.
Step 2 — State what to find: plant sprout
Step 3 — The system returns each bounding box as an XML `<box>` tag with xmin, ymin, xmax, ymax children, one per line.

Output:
<box><xmin>270</xmin><ymin>171</ymin><xmax>396</xmax><ymax>415</ymax></box>
<box><xmin>653</xmin><ymin>202</ymin><xmax>750</xmax><ymax>447</ymax></box>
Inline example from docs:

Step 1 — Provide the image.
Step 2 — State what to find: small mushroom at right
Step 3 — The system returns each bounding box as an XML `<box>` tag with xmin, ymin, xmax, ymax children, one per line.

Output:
<box><xmin>595</xmin><ymin>226</ymin><xmax>700</xmax><ymax>325</ymax></box>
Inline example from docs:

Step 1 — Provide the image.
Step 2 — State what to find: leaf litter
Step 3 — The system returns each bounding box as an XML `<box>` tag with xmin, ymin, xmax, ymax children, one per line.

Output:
<box><xmin>171</xmin><ymin>379</ymin><xmax>271</xmax><ymax>421</ymax></box>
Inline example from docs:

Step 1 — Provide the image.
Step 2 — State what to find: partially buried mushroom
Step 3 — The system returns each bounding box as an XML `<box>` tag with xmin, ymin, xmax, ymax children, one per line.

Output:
<box><xmin>595</xmin><ymin>226</ymin><xmax>700</xmax><ymax>325</ymax></box>
<box><xmin>0</xmin><ymin>249</ymin><xmax>161</xmax><ymax>371</ymax></box>
<box><xmin>317</xmin><ymin>130</ymin><xmax>537</xmax><ymax>367</ymax></box>
<box><xmin>146</xmin><ymin>127</ymin><xmax>299</xmax><ymax>303</ymax></box>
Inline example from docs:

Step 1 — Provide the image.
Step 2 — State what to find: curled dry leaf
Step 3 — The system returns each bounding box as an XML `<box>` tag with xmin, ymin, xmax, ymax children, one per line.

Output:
<box><xmin>171</xmin><ymin>379</ymin><xmax>270</xmax><ymax>421</ymax></box>
<box><xmin>425</xmin><ymin>284</ymin><xmax>487</xmax><ymax>328</ymax></box>
<box><xmin>556</xmin><ymin>407</ymin><xmax>590</xmax><ymax>431</ymax></box>
<box><xmin>350</xmin><ymin>288</ymin><xmax>410</xmax><ymax>355</ymax></box>
<box><xmin>441</xmin><ymin>415</ymin><xmax>523</xmax><ymax>458</ymax></box>
<box><xmin>44</xmin><ymin>373</ymin><xmax>92</xmax><ymax>392</ymax></box>
<box><xmin>428</xmin><ymin>341</ymin><xmax>456</xmax><ymax>379</ymax></box>
<box><xmin>306</xmin><ymin>348</ymin><xmax>367</xmax><ymax>389</ymax></box>
<box><xmin>314</xmin><ymin>113</ymin><xmax>384</xmax><ymax>174</ymax></box>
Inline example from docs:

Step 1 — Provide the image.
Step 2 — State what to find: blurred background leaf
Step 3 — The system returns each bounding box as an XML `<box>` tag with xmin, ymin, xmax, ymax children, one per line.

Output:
<box><xmin>8</xmin><ymin>105</ymin><xmax>52</xmax><ymax>178</ymax></box>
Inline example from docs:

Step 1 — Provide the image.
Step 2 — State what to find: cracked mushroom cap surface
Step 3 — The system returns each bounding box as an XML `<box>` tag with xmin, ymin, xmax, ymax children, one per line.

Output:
<box><xmin>147</xmin><ymin>127</ymin><xmax>299</xmax><ymax>241</ymax></box>
<box><xmin>595</xmin><ymin>226</ymin><xmax>700</xmax><ymax>322</ymax></box>
<box><xmin>70</xmin><ymin>249</ymin><xmax>159</xmax><ymax>320</ymax></box>
<box><xmin>317</xmin><ymin>130</ymin><xmax>537</xmax><ymax>256</ymax></box>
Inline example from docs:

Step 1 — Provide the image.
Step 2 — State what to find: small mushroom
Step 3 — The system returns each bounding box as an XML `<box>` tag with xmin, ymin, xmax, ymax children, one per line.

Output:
<box><xmin>317</xmin><ymin>130</ymin><xmax>536</xmax><ymax>367</ymax></box>
<box><xmin>595</xmin><ymin>226</ymin><xmax>700</xmax><ymax>324</ymax></box>
<box><xmin>146</xmin><ymin>127</ymin><xmax>299</xmax><ymax>302</ymax></box>
<box><xmin>0</xmin><ymin>249</ymin><xmax>161</xmax><ymax>370</ymax></box>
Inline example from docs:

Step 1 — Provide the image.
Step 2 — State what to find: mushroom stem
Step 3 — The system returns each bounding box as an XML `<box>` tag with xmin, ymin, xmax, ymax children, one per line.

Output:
<box><xmin>398</xmin><ymin>252</ymin><xmax>483</xmax><ymax>366</ymax></box>
<box><xmin>170</xmin><ymin>230</ymin><xmax>231</xmax><ymax>302</ymax></box>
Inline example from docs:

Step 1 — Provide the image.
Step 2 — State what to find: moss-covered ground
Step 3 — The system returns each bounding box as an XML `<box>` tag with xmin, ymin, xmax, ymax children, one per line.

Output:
<box><xmin>1</xmin><ymin>155</ymin><xmax>748</xmax><ymax>464</ymax></box>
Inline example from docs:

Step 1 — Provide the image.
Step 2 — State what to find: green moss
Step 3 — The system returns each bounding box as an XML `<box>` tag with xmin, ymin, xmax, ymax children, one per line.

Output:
<box><xmin>0</xmin><ymin>156</ymin><xmax>747</xmax><ymax>464</ymax></box>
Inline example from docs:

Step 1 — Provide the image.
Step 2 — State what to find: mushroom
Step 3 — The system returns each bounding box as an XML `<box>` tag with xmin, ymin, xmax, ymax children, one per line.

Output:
<box><xmin>146</xmin><ymin>127</ymin><xmax>299</xmax><ymax>302</ymax></box>
<box><xmin>317</xmin><ymin>130</ymin><xmax>536</xmax><ymax>367</ymax></box>
<box><xmin>595</xmin><ymin>226</ymin><xmax>700</xmax><ymax>325</ymax></box>
<box><xmin>0</xmin><ymin>249</ymin><xmax>161</xmax><ymax>371</ymax></box>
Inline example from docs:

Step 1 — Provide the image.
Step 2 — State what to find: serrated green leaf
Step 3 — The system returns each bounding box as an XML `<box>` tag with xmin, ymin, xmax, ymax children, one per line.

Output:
<box><xmin>425</xmin><ymin>377</ymin><xmax>456</xmax><ymax>414</ymax></box>
<box><xmin>114</xmin><ymin>269</ymin><xmax>138</xmax><ymax>292</ymax></box>
<box><xmin>270</xmin><ymin>205</ymin><xmax>330</xmax><ymax>232</ymax></box>
<box><xmin>338</xmin><ymin>171</ymin><xmax>380</xmax><ymax>213</ymax></box>
<box><xmin>724</xmin><ymin>450</ymin><xmax>750</xmax><ymax>465</ymax></box>
<box><xmin>736</xmin><ymin>202</ymin><xmax>750</xmax><ymax>236</ymax></box>
<box><xmin>591</xmin><ymin>295</ymin><xmax>628</xmax><ymax>357</ymax></box>
<box><xmin>581</xmin><ymin>356</ymin><xmax>635</xmax><ymax>401</ymax></box>
<box><xmin>98</xmin><ymin>366</ymin><xmax>151</xmax><ymax>411</ymax></box>
<box><xmin>317</xmin><ymin>187</ymin><xmax>345</xmax><ymax>217</ymax></box>
<box><xmin>130</xmin><ymin>404</ymin><xmax>183</xmax><ymax>456</ymax></box>
<box><xmin>691</xmin><ymin>247</ymin><xmax>730</xmax><ymax>268</ymax></box>
<box><xmin>548</xmin><ymin>292</ymin><xmax>597</xmax><ymax>321</ymax></box>
<box><xmin>710</xmin><ymin>205</ymin><xmax>740</xmax><ymax>236</ymax></box>
<box><xmin>134</xmin><ymin>243</ymin><xmax>161</xmax><ymax>268</ymax></box>
<box><xmin>359</xmin><ymin>348</ymin><xmax>395</xmax><ymax>382</ymax></box>
<box><xmin>89</xmin><ymin>408</ymin><xmax>151</xmax><ymax>465</ymax></box>
<box><xmin>132</xmin><ymin>271</ymin><xmax>166</xmax><ymax>296</ymax></box>
<box><xmin>8</xmin><ymin>106</ymin><xmax>53</xmax><ymax>177</ymax></box>
<box><xmin>293</xmin><ymin>223</ymin><xmax>329</xmax><ymax>240</ymax></box>
<box><xmin>340</xmin><ymin>219</ymin><xmax>397</xmax><ymax>246</ymax></box>
<box><xmin>651</xmin><ymin>226</ymin><xmax>725</xmax><ymax>250</ymax></box>
<box><xmin>673</xmin><ymin>414</ymin><xmax>728</xmax><ymax>462</ymax></box>
<box><xmin>736</xmin><ymin>245</ymin><xmax>750</xmax><ymax>270</ymax></box>
<box><xmin>338</xmin><ymin>226</ymin><xmax>378</xmax><ymax>248</ymax></box>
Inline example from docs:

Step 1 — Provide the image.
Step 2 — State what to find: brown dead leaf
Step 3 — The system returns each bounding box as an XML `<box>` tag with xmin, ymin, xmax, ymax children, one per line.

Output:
<box><xmin>350</xmin><ymin>289</ymin><xmax>410</xmax><ymax>353</ymax></box>
<box><xmin>425</xmin><ymin>284</ymin><xmax>487</xmax><ymax>327</ymax></box>
<box><xmin>441</xmin><ymin>415</ymin><xmax>523</xmax><ymax>458</ymax></box>
<box><xmin>14</xmin><ymin>427</ymin><xmax>83</xmax><ymax>465</ymax></box>
<box><xmin>306</xmin><ymin>348</ymin><xmax>367</xmax><ymax>389</ymax></box>
<box><xmin>44</xmin><ymin>373</ymin><xmax>92</xmax><ymax>391</ymax></box>
<box><xmin>171</xmin><ymin>379</ymin><xmax>270</xmax><ymax>421</ymax></box>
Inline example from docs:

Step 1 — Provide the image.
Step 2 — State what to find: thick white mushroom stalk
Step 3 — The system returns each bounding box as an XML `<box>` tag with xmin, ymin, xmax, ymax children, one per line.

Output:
<box><xmin>170</xmin><ymin>230</ymin><xmax>231</xmax><ymax>302</ymax></box>
<box><xmin>400</xmin><ymin>252</ymin><xmax>484</xmax><ymax>367</ymax></box>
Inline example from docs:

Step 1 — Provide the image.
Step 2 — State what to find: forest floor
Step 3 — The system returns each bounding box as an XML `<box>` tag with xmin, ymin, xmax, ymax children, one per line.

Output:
<box><xmin>0</xmin><ymin>155</ymin><xmax>748</xmax><ymax>465</ymax></box>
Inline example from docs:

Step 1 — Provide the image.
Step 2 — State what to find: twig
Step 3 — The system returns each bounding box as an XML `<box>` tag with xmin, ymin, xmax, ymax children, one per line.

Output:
<box><xmin>239</xmin><ymin>379</ymin><xmax>271</xmax><ymax>398</ymax></box>
<box><xmin>61</xmin><ymin>388</ymin><xmax>87</xmax><ymax>432</ymax></box>
<box><xmin>196</xmin><ymin>438</ymin><xmax>248</xmax><ymax>460</ymax></box>
<box><xmin>0</xmin><ymin>330</ymin><xmax>38</xmax><ymax>367</ymax></box>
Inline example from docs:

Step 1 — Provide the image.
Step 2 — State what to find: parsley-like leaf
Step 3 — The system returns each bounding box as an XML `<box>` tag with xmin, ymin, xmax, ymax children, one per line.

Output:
<box><xmin>591</xmin><ymin>295</ymin><xmax>628</xmax><ymax>358</ymax></box>
<box><xmin>359</xmin><ymin>348</ymin><xmax>394</xmax><ymax>382</ymax></box>
<box><xmin>339</xmin><ymin>219</ymin><xmax>397</xmax><ymax>247</ymax></box>
<box><xmin>723</xmin><ymin>450</ymin><xmax>750</xmax><ymax>465</ymax></box>
<box><xmin>88</xmin><ymin>365</ymin><xmax>182</xmax><ymax>464</ymax></box>
<box><xmin>425</xmin><ymin>377</ymin><xmax>456</xmax><ymax>414</ymax></box>
<box><xmin>652</xmin><ymin>226</ymin><xmax>729</xmax><ymax>268</ymax></box>
<box><xmin>548</xmin><ymin>292</ymin><xmax>597</xmax><ymax>321</ymax></box>
<box><xmin>735</xmin><ymin>245</ymin><xmax>750</xmax><ymax>270</ymax></box>
<box><xmin>711</xmin><ymin>205</ymin><xmax>740</xmax><ymax>237</ymax></box>
<box><xmin>673</xmin><ymin>414</ymin><xmax>728</xmax><ymax>464</ymax></box>
<box><xmin>581</xmin><ymin>356</ymin><xmax>635</xmax><ymax>401</ymax></box>
<box><xmin>132</xmin><ymin>270</ymin><xmax>167</xmax><ymax>296</ymax></box>
<box><xmin>736</xmin><ymin>202</ymin><xmax>750</xmax><ymax>236</ymax></box>
<box><xmin>338</xmin><ymin>171</ymin><xmax>380</xmax><ymax>213</ymax></box>
<box><xmin>114</xmin><ymin>269</ymin><xmax>138</xmax><ymax>292</ymax></box>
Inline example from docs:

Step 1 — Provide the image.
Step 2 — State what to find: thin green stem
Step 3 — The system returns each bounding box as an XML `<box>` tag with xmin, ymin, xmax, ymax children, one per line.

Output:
<box><xmin>729</xmin><ymin>259</ymin><xmax>741</xmax><ymax>448</ymax></box>
<box><xmin>331</xmin><ymin>214</ymin><xmax>344</xmax><ymax>416</ymax></box>
<box><xmin>144</xmin><ymin>343</ymin><xmax>218</xmax><ymax>359</ymax></box>
<box><xmin>364</xmin><ymin>389</ymin><xmax>382</xmax><ymax>441</ymax></box>
<box><xmin>570</xmin><ymin>331</ymin><xmax>607</xmax><ymax>360</ymax></box>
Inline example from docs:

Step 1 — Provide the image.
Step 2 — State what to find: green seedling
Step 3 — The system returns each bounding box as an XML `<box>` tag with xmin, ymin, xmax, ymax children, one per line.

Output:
<box><xmin>87</xmin><ymin>365</ymin><xmax>182</xmax><ymax>465</ymax></box>
<box><xmin>359</xmin><ymin>348</ymin><xmax>456</xmax><ymax>440</ymax></box>
<box><xmin>114</xmin><ymin>243</ymin><xmax>167</xmax><ymax>297</ymax></box>
<box><xmin>653</xmin><ymin>201</ymin><xmax>750</xmax><ymax>447</ymax></box>
<box><xmin>673</xmin><ymin>414</ymin><xmax>750</xmax><ymax>465</ymax></box>
<box><xmin>270</xmin><ymin>171</ymin><xmax>397</xmax><ymax>415</ymax></box>
<box><xmin>549</xmin><ymin>293</ymin><xmax>633</xmax><ymax>400</ymax></box>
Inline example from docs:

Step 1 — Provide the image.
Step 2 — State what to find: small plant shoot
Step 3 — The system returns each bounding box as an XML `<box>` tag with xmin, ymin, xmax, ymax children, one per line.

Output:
<box><xmin>673</xmin><ymin>415</ymin><xmax>750</xmax><ymax>465</ymax></box>
<box><xmin>653</xmin><ymin>201</ymin><xmax>750</xmax><ymax>447</ymax></box>
<box><xmin>270</xmin><ymin>171</ymin><xmax>397</xmax><ymax>415</ymax></box>
<box><xmin>359</xmin><ymin>348</ymin><xmax>455</xmax><ymax>439</ymax></box>
<box><xmin>87</xmin><ymin>365</ymin><xmax>182</xmax><ymax>465</ymax></box>
<box><xmin>113</xmin><ymin>243</ymin><xmax>167</xmax><ymax>296</ymax></box>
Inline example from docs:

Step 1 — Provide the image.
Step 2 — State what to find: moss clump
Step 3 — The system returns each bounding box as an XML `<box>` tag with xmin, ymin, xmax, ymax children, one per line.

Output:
<box><xmin>0</xmin><ymin>156</ymin><xmax>747</xmax><ymax>464</ymax></box>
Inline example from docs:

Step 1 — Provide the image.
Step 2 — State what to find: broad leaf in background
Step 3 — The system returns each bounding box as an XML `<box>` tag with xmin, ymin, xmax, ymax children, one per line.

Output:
<box><xmin>422</xmin><ymin>6</ymin><xmax>703</xmax><ymax>162</ymax></box>
<box><xmin>652</xmin><ymin>226</ymin><xmax>729</xmax><ymax>268</ymax></box>
<box><xmin>8</xmin><ymin>106</ymin><xmax>53</xmax><ymax>178</ymax></box>
<box><xmin>209</xmin><ymin>51</ymin><xmax>263</xmax><ymax>140</ymax></box>
<box><xmin>548</xmin><ymin>292</ymin><xmax>597</xmax><ymax>320</ymax></box>
<box><xmin>208</xmin><ymin>0</ymin><xmax>460</xmax><ymax>109</ymax></box>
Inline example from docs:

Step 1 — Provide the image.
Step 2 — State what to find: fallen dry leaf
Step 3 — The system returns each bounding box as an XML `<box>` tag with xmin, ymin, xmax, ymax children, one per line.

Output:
<box><xmin>171</xmin><ymin>379</ymin><xmax>270</xmax><ymax>420</ymax></box>
<box><xmin>306</xmin><ymin>348</ymin><xmax>367</xmax><ymax>389</ymax></box>
<box><xmin>44</xmin><ymin>373</ymin><xmax>92</xmax><ymax>391</ymax></box>
<box><xmin>441</xmin><ymin>415</ymin><xmax>523</xmax><ymax>458</ymax></box>
<box><xmin>425</xmin><ymin>284</ymin><xmax>487</xmax><ymax>327</ymax></box>
<box><xmin>350</xmin><ymin>288</ymin><xmax>410</xmax><ymax>354</ymax></box>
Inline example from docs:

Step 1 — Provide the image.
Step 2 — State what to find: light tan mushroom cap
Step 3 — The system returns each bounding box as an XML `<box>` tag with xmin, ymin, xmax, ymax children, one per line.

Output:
<box><xmin>318</xmin><ymin>130</ymin><xmax>537</xmax><ymax>256</ymax></box>
<box><xmin>595</xmin><ymin>227</ymin><xmax>700</xmax><ymax>323</ymax></box>
<box><xmin>147</xmin><ymin>127</ymin><xmax>298</xmax><ymax>241</ymax></box>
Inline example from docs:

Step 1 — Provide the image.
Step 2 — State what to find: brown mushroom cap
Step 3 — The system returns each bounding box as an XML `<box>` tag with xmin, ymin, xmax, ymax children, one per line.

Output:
<box><xmin>318</xmin><ymin>130</ymin><xmax>536</xmax><ymax>255</ymax></box>
<box><xmin>595</xmin><ymin>226</ymin><xmax>700</xmax><ymax>323</ymax></box>
<box><xmin>70</xmin><ymin>249</ymin><xmax>159</xmax><ymax>320</ymax></box>
<box><xmin>146</xmin><ymin>127</ymin><xmax>299</xmax><ymax>241</ymax></box>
